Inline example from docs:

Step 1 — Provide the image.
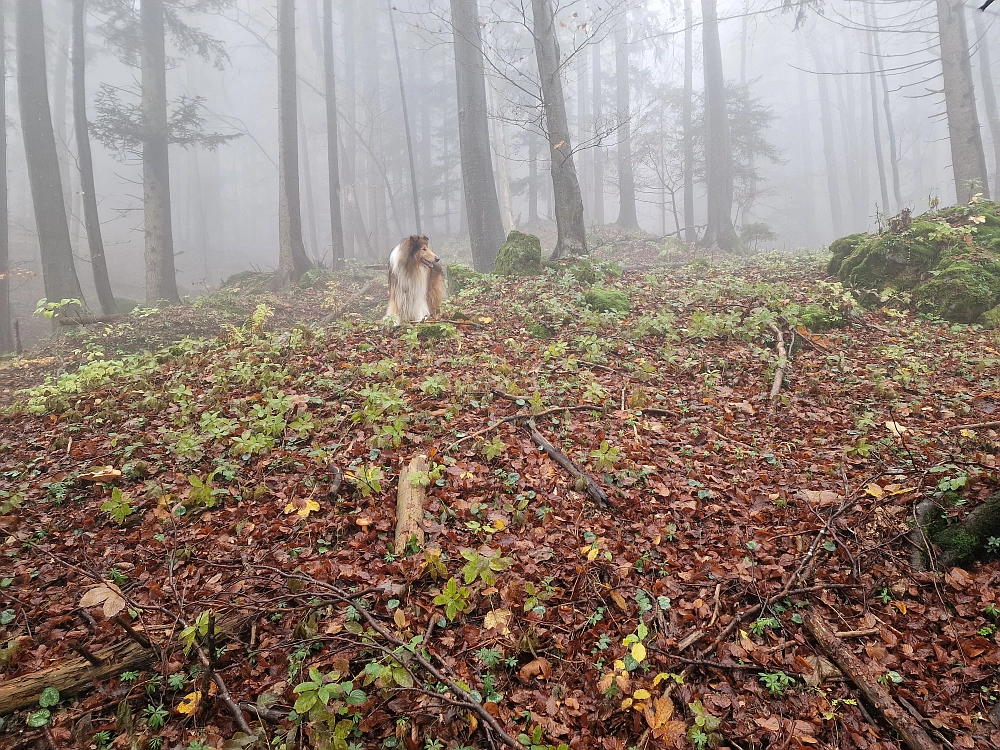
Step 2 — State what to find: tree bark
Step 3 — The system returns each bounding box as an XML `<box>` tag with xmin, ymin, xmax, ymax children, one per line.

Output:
<box><xmin>140</xmin><ymin>0</ymin><xmax>180</xmax><ymax>304</ymax></box>
<box><xmin>809</xmin><ymin>40</ymin><xmax>845</xmax><ymax>238</ymax></box>
<box><xmin>323</xmin><ymin>0</ymin><xmax>345</xmax><ymax>270</ymax></box>
<box><xmin>73</xmin><ymin>0</ymin><xmax>117</xmax><ymax>315</ymax></box>
<box><xmin>971</xmin><ymin>10</ymin><xmax>1000</xmax><ymax>198</ymax></box>
<box><xmin>388</xmin><ymin>1</ymin><xmax>421</xmax><ymax>235</ymax></box>
<box><xmin>700</xmin><ymin>0</ymin><xmax>739</xmax><ymax>252</ymax></box>
<box><xmin>614</xmin><ymin>16</ymin><xmax>637</xmax><ymax>229</ymax></box>
<box><xmin>530</xmin><ymin>0</ymin><xmax>587</xmax><ymax>258</ymax></box>
<box><xmin>870</xmin><ymin>4</ymin><xmax>904</xmax><ymax>213</ymax></box>
<box><xmin>591</xmin><ymin>35</ymin><xmax>605</xmax><ymax>225</ymax></box>
<box><xmin>450</xmin><ymin>0</ymin><xmax>505</xmax><ymax>271</ymax></box>
<box><xmin>528</xmin><ymin>130</ymin><xmax>539</xmax><ymax>223</ymax></box>
<box><xmin>863</xmin><ymin>12</ymin><xmax>890</xmax><ymax>215</ymax></box>
<box><xmin>0</xmin><ymin>4</ymin><xmax>11</xmax><ymax>353</ymax></box>
<box><xmin>576</xmin><ymin>11</ymin><xmax>589</xmax><ymax>218</ymax></box>
<box><xmin>341</xmin><ymin>0</ymin><xmax>358</xmax><ymax>258</ymax></box>
<box><xmin>277</xmin><ymin>0</ymin><xmax>312</xmax><ymax>285</ymax></box>
<box><xmin>17</xmin><ymin>0</ymin><xmax>84</xmax><ymax>306</ymax></box>
<box><xmin>297</xmin><ymin>90</ymin><xmax>319</xmax><ymax>262</ymax></box>
<box><xmin>683</xmin><ymin>0</ymin><xmax>695</xmax><ymax>244</ymax></box>
<box><xmin>935</xmin><ymin>0</ymin><xmax>990</xmax><ymax>202</ymax></box>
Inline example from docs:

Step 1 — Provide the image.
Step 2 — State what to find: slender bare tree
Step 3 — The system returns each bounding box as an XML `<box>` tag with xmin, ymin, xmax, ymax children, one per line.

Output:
<box><xmin>530</xmin><ymin>0</ymin><xmax>587</xmax><ymax>258</ymax></box>
<box><xmin>17</xmin><ymin>0</ymin><xmax>85</xmax><ymax>305</ymax></box>
<box><xmin>323</xmin><ymin>0</ymin><xmax>345</xmax><ymax>269</ymax></box>
<box><xmin>73</xmin><ymin>0</ymin><xmax>117</xmax><ymax>315</ymax></box>
<box><xmin>682</xmin><ymin>0</ymin><xmax>695</xmax><ymax>244</ymax></box>
<box><xmin>0</xmin><ymin>2</ymin><xmax>11</xmax><ymax>353</ymax></box>
<box><xmin>700</xmin><ymin>0</ymin><xmax>739</xmax><ymax>252</ymax></box>
<box><xmin>276</xmin><ymin>0</ymin><xmax>312</xmax><ymax>285</ymax></box>
<box><xmin>971</xmin><ymin>10</ymin><xmax>1000</xmax><ymax>197</ymax></box>
<box><xmin>935</xmin><ymin>0</ymin><xmax>990</xmax><ymax>201</ymax></box>
<box><xmin>614</xmin><ymin>13</ymin><xmax>638</xmax><ymax>229</ymax></box>
<box><xmin>450</xmin><ymin>0</ymin><xmax>505</xmax><ymax>271</ymax></box>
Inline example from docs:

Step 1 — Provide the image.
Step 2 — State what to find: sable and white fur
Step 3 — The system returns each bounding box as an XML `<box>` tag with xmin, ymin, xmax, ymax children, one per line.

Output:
<box><xmin>385</xmin><ymin>235</ymin><xmax>446</xmax><ymax>323</ymax></box>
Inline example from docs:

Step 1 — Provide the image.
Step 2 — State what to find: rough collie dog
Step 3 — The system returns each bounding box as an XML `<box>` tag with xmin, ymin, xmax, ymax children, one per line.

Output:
<box><xmin>385</xmin><ymin>235</ymin><xmax>446</xmax><ymax>323</ymax></box>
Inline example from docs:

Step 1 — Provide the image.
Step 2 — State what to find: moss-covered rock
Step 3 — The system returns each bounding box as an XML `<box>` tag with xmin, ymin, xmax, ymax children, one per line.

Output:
<box><xmin>583</xmin><ymin>287</ymin><xmax>630</xmax><ymax>313</ymax></box>
<box><xmin>827</xmin><ymin>233</ymin><xmax>867</xmax><ymax>276</ymax></box>
<box><xmin>830</xmin><ymin>200</ymin><xmax>1000</xmax><ymax>323</ymax></box>
<box><xmin>527</xmin><ymin>322</ymin><xmax>556</xmax><ymax>339</ymax></box>
<box><xmin>446</xmin><ymin>264</ymin><xmax>482</xmax><ymax>295</ymax></box>
<box><xmin>929</xmin><ymin>493</ymin><xmax>1000</xmax><ymax>566</ymax></box>
<box><xmin>567</xmin><ymin>260</ymin><xmax>598</xmax><ymax>286</ymax></box>
<box><xmin>981</xmin><ymin>305</ymin><xmax>1000</xmax><ymax>329</ymax></box>
<box><xmin>795</xmin><ymin>303</ymin><xmax>848</xmax><ymax>332</ymax></box>
<box><xmin>494</xmin><ymin>231</ymin><xmax>543</xmax><ymax>276</ymax></box>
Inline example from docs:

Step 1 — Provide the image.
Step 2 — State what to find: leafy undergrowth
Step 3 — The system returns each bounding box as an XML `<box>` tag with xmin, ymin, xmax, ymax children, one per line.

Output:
<box><xmin>2</xmin><ymin>253</ymin><xmax>1000</xmax><ymax>750</ymax></box>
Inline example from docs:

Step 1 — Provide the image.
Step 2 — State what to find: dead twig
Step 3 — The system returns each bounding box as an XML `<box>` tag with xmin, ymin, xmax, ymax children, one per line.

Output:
<box><xmin>445</xmin><ymin>402</ymin><xmax>602</xmax><ymax>453</ymax></box>
<box><xmin>526</xmin><ymin>418</ymin><xmax>610</xmax><ymax>507</ymax></box>
<box><xmin>803</xmin><ymin>611</ymin><xmax>941</xmax><ymax>750</ymax></box>
<box><xmin>946</xmin><ymin>420</ymin><xmax>1000</xmax><ymax>432</ymax></box>
<box><xmin>769</xmin><ymin>323</ymin><xmax>789</xmax><ymax>402</ymax></box>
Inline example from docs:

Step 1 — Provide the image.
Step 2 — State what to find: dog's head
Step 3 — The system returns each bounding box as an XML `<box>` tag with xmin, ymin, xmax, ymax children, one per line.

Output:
<box><xmin>407</xmin><ymin>235</ymin><xmax>440</xmax><ymax>271</ymax></box>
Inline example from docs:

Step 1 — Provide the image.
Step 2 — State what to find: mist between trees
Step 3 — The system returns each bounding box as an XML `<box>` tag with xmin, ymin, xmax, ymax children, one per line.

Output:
<box><xmin>0</xmin><ymin>0</ymin><xmax>997</xmax><ymax>349</ymax></box>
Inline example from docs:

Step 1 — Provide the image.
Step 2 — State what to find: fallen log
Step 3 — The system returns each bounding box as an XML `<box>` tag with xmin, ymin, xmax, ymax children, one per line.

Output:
<box><xmin>803</xmin><ymin>611</ymin><xmax>941</xmax><ymax>750</ymax></box>
<box><xmin>0</xmin><ymin>639</ymin><xmax>155</xmax><ymax>715</ymax></box>
<box><xmin>769</xmin><ymin>323</ymin><xmax>789</xmax><ymax>402</ymax></box>
<box><xmin>395</xmin><ymin>454</ymin><xmax>428</xmax><ymax>555</ymax></box>
<box><xmin>527</xmin><ymin>419</ymin><xmax>609</xmax><ymax>507</ymax></box>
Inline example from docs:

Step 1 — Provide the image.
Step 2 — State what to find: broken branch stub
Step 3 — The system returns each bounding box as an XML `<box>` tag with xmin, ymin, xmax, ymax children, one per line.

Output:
<box><xmin>394</xmin><ymin>454</ymin><xmax>428</xmax><ymax>555</ymax></box>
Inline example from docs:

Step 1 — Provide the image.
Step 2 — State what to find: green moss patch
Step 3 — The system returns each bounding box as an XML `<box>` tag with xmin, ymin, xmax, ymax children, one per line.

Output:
<box><xmin>830</xmin><ymin>200</ymin><xmax>1000</xmax><ymax>323</ymax></box>
<box><xmin>494</xmin><ymin>231</ymin><xmax>543</xmax><ymax>276</ymax></box>
<box><xmin>446</xmin><ymin>264</ymin><xmax>482</xmax><ymax>295</ymax></box>
<box><xmin>583</xmin><ymin>287</ymin><xmax>630</xmax><ymax>314</ymax></box>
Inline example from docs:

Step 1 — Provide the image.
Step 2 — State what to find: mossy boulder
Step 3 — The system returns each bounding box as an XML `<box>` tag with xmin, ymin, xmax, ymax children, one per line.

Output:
<box><xmin>494</xmin><ymin>231</ymin><xmax>543</xmax><ymax>276</ymax></box>
<box><xmin>929</xmin><ymin>493</ymin><xmax>1000</xmax><ymax>566</ymax></box>
<box><xmin>446</xmin><ymin>264</ymin><xmax>482</xmax><ymax>295</ymax></box>
<box><xmin>583</xmin><ymin>287</ymin><xmax>630</xmax><ymax>313</ymax></box>
<box><xmin>830</xmin><ymin>200</ymin><xmax>1000</xmax><ymax>323</ymax></box>
<box><xmin>981</xmin><ymin>304</ymin><xmax>1000</xmax><ymax>329</ymax></box>
<box><xmin>567</xmin><ymin>260</ymin><xmax>598</xmax><ymax>286</ymax></box>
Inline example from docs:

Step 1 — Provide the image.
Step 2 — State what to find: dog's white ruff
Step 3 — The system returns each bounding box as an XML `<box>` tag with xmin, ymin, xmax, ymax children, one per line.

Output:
<box><xmin>387</xmin><ymin>242</ymin><xmax>431</xmax><ymax>322</ymax></box>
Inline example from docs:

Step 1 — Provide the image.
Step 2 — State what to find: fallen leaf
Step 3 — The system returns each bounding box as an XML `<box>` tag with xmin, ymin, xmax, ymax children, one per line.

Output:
<box><xmin>284</xmin><ymin>496</ymin><xmax>320</xmax><ymax>517</ymax></box>
<box><xmin>79</xmin><ymin>583</ymin><xmax>127</xmax><ymax>619</ymax></box>
<box><xmin>393</xmin><ymin>609</ymin><xmax>408</xmax><ymax>628</ymax></box>
<box><xmin>483</xmin><ymin>609</ymin><xmax>512</xmax><ymax>631</ymax></box>
<box><xmin>177</xmin><ymin>691</ymin><xmax>201</xmax><ymax>715</ymax></box>
<box><xmin>630</xmin><ymin>642</ymin><xmax>647</xmax><ymax>663</ymax></box>
<box><xmin>519</xmin><ymin>657</ymin><xmax>552</xmax><ymax>681</ymax></box>
<box><xmin>884</xmin><ymin>421</ymin><xmax>908</xmax><ymax>437</ymax></box>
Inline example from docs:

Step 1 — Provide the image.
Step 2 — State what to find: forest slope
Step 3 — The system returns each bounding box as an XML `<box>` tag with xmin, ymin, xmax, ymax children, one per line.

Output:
<box><xmin>1</xmin><ymin>255</ymin><xmax>999</xmax><ymax>750</ymax></box>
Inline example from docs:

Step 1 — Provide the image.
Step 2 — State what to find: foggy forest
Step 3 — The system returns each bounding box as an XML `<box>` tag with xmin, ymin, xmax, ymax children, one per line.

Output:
<box><xmin>2</xmin><ymin>1</ymin><xmax>1000</xmax><ymax>749</ymax></box>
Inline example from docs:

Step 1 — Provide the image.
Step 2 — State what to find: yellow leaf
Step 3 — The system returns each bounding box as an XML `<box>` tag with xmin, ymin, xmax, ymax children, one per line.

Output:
<box><xmin>393</xmin><ymin>608</ymin><xmax>408</xmax><ymax>628</ymax></box>
<box><xmin>176</xmin><ymin>691</ymin><xmax>201</xmax><ymax>715</ymax></box>
<box><xmin>587</xmin><ymin>546</ymin><xmax>599</xmax><ymax>562</ymax></box>
<box><xmin>960</xmin><ymin>429</ymin><xmax>977</xmax><ymax>439</ymax></box>
<box><xmin>631</xmin><ymin>643</ymin><xmax>647</xmax><ymax>663</ymax></box>
<box><xmin>633</xmin><ymin>689</ymin><xmax>651</xmax><ymax>700</ymax></box>
<box><xmin>652</xmin><ymin>672</ymin><xmax>670</xmax><ymax>687</ymax></box>
<box><xmin>483</xmin><ymin>608</ymin><xmax>512</xmax><ymax>631</ymax></box>
<box><xmin>492</xmin><ymin>519</ymin><xmax>506</xmax><ymax>531</ymax></box>
<box><xmin>865</xmin><ymin>483</ymin><xmax>884</xmax><ymax>499</ymax></box>
<box><xmin>479</xmin><ymin>317</ymin><xmax>493</xmax><ymax>324</ymax></box>
<box><xmin>284</xmin><ymin>496</ymin><xmax>320</xmax><ymax>517</ymax></box>
<box><xmin>613</xmin><ymin>659</ymin><xmax>627</xmax><ymax>672</ymax></box>
<box><xmin>621</xmin><ymin>697</ymin><xmax>633</xmax><ymax>710</ymax></box>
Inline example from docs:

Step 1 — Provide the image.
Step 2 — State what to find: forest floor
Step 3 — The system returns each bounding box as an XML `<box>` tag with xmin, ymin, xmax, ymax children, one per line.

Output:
<box><xmin>1</xmin><ymin>251</ymin><xmax>999</xmax><ymax>750</ymax></box>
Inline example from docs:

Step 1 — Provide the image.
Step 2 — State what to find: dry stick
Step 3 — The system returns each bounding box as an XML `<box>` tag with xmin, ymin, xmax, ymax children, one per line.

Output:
<box><xmin>803</xmin><ymin>611</ymin><xmax>941</xmax><ymax>750</ymax></box>
<box><xmin>445</xmin><ymin>404</ymin><xmax>602</xmax><ymax>453</ymax></box>
<box><xmin>67</xmin><ymin>640</ymin><xmax>103</xmax><ymax>667</ymax></box>
<box><xmin>527</xmin><ymin>418</ymin><xmax>610</xmax><ymax>507</ymax></box>
<box><xmin>946</xmin><ymin>419</ymin><xmax>1000</xmax><ymax>431</ymax></box>
<box><xmin>769</xmin><ymin>323</ymin><xmax>789</xmax><ymax>401</ymax></box>
<box><xmin>192</xmin><ymin>641</ymin><xmax>254</xmax><ymax>737</ymax></box>
<box><xmin>114</xmin><ymin>616</ymin><xmax>152</xmax><ymax>649</ymax></box>
<box><xmin>261</xmin><ymin>569</ymin><xmax>520</xmax><ymax>748</ymax></box>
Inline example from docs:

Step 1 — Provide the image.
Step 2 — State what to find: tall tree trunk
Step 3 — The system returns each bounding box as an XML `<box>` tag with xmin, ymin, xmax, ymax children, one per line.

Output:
<box><xmin>341</xmin><ymin>0</ymin><xmax>357</xmax><ymax>258</ymax></box>
<box><xmin>700</xmin><ymin>0</ymin><xmax>739</xmax><ymax>252</ymax></box>
<box><xmin>935</xmin><ymin>0</ymin><xmax>990</xmax><ymax>201</ymax></box>
<box><xmin>388</xmin><ymin>1</ymin><xmax>421</xmax><ymax>234</ymax></box>
<box><xmin>323</xmin><ymin>0</ymin><xmax>345</xmax><ymax>270</ymax></box>
<box><xmin>450</xmin><ymin>0</ymin><xmax>505</xmax><ymax>271</ymax></box>
<box><xmin>17</xmin><ymin>0</ymin><xmax>84</xmax><ymax>305</ymax></box>
<box><xmin>418</xmin><ymin>52</ymin><xmax>434</xmax><ymax>235</ymax></box>
<box><xmin>739</xmin><ymin>0</ymin><xmax>755</xmax><ymax>229</ymax></box>
<box><xmin>614</xmin><ymin>16</ymin><xmax>637</xmax><ymax>228</ymax></box>
<box><xmin>682</xmin><ymin>0</ymin><xmax>695</xmax><ymax>244</ymax></box>
<box><xmin>869</xmin><ymin>4</ymin><xmax>903</xmax><ymax>213</ymax></box>
<box><xmin>971</xmin><ymin>10</ymin><xmax>1000</xmax><ymax>198</ymax></box>
<box><xmin>809</xmin><ymin>40</ymin><xmax>845</xmax><ymax>238</ymax></box>
<box><xmin>530</xmin><ymin>0</ymin><xmax>587</xmax><ymax>258</ymax></box>
<box><xmin>591</xmin><ymin>35</ymin><xmax>605</xmax><ymax>225</ymax></box>
<box><xmin>73</xmin><ymin>0</ymin><xmax>116</xmax><ymax>315</ymax></box>
<box><xmin>297</xmin><ymin>91</ymin><xmax>319</xmax><ymax>261</ymax></box>
<box><xmin>488</xmin><ymin>83</ymin><xmax>515</xmax><ymax>230</ymax></box>
<box><xmin>277</xmin><ymin>0</ymin><xmax>312</xmax><ymax>284</ymax></box>
<box><xmin>361</xmin><ymin>5</ymin><xmax>387</xmax><ymax>256</ymax></box>
<box><xmin>0</xmin><ymin>5</ymin><xmax>11</xmax><ymax>353</ymax></box>
<box><xmin>576</xmin><ymin>12</ymin><xmax>589</xmax><ymax>218</ymax></box>
<box><xmin>863</xmin><ymin>14</ymin><xmax>890</xmax><ymax>215</ymax></box>
<box><xmin>528</xmin><ymin>130</ymin><xmax>539</xmax><ymax>223</ymax></box>
<box><xmin>53</xmin><ymin>17</ymin><xmax>71</xmax><ymax>217</ymax></box>
<box><xmin>140</xmin><ymin>0</ymin><xmax>180</xmax><ymax>304</ymax></box>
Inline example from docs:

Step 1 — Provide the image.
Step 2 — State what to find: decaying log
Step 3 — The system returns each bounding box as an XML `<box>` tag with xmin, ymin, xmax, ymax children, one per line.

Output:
<box><xmin>803</xmin><ymin>611</ymin><xmax>941</xmax><ymax>750</ymax></box>
<box><xmin>527</xmin><ymin>419</ymin><xmax>609</xmax><ymax>507</ymax></box>
<box><xmin>769</xmin><ymin>323</ymin><xmax>789</xmax><ymax>402</ymax></box>
<box><xmin>0</xmin><ymin>639</ymin><xmax>154</xmax><ymax>715</ymax></box>
<box><xmin>394</xmin><ymin>454</ymin><xmax>428</xmax><ymax>554</ymax></box>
